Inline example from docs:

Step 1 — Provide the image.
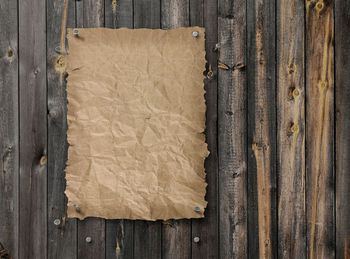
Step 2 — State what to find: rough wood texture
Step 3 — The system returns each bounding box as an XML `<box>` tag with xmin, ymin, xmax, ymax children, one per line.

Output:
<box><xmin>276</xmin><ymin>0</ymin><xmax>306</xmax><ymax>258</ymax></box>
<box><xmin>132</xmin><ymin>0</ymin><xmax>162</xmax><ymax>258</ymax></box>
<box><xmin>305</xmin><ymin>1</ymin><xmax>335</xmax><ymax>259</ymax></box>
<box><xmin>47</xmin><ymin>0</ymin><xmax>77</xmax><ymax>258</ymax></box>
<box><xmin>218</xmin><ymin>0</ymin><xmax>247</xmax><ymax>258</ymax></box>
<box><xmin>191</xmin><ymin>0</ymin><xmax>219</xmax><ymax>258</ymax></box>
<box><xmin>75</xmin><ymin>2</ymin><xmax>106</xmax><ymax>259</ymax></box>
<box><xmin>18</xmin><ymin>0</ymin><xmax>47</xmax><ymax>258</ymax></box>
<box><xmin>335</xmin><ymin>1</ymin><xmax>350</xmax><ymax>259</ymax></box>
<box><xmin>0</xmin><ymin>1</ymin><xmax>18</xmax><ymax>258</ymax></box>
<box><xmin>247</xmin><ymin>0</ymin><xmax>277</xmax><ymax>258</ymax></box>
<box><xmin>105</xmin><ymin>0</ymin><xmax>133</xmax><ymax>28</ymax></box>
<box><xmin>160</xmin><ymin>1</ymin><xmax>191</xmax><ymax>258</ymax></box>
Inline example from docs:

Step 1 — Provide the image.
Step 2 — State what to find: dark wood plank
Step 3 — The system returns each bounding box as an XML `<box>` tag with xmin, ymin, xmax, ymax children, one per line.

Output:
<box><xmin>0</xmin><ymin>0</ymin><xmax>19</xmax><ymax>258</ymax></box>
<box><xmin>104</xmin><ymin>1</ymin><xmax>134</xmax><ymax>258</ymax></box>
<box><xmin>47</xmin><ymin>0</ymin><xmax>77</xmax><ymax>258</ymax></box>
<box><xmin>335</xmin><ymin>1</ymin><xmax>350</xmax><ymax>258</ymax></box>
<box><xmin>217</xmin><ymin>0</ymin><xmax>247</xmax><ymax>258</ymax></box>
<box><xmin>18</xmin><ymin>0</ymin><xmax>47</xmax><ymax>258</ymax></box>
<box><xmin>105</xmin><ymin>0</ymin><xmax>133</xmax><ymax>28</ymax></box>
<box><xmin>75</xmin><ymin>1</ymin><xmax>106</xmax><ymax>258</ymax></box>
<box><xmin>247</xmin><ymin>0</ymin><xmax>277</xmax><ymax>258</ymax></box>
<box><xmin>160</xmin><ymin>1</ymin><xmax>191</xmax><ymax>258</ymax></box>
<box><xmin>276</xmin><ymin>0</ymin><xmax>306</xmax><ymax>258</ymax></box>
<box><xmin>134</xmin><ymin>0</ymin><xmax>161</xmax><ymax>29</ymax></box>
<box><xmin>305</xmin><ymin>1</ymin><xmax>335</xmax><ymax>258</ymax></box>
<box><xmin>191</xmin><ymin>0</ymin><xmax>219</xmax><ymax>258</ymax></box>
<box><xmin>133</xmin><ymin>1</ymin><xmax>162</xmax><ymax>258</ymax></box>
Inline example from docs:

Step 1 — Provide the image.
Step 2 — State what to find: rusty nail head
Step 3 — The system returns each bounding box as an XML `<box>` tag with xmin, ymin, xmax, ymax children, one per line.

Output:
<box><xmin>194</xmin><ymin>206</ymin><xmax>200</xmax><ymax>212</ymax></box>
<box><xmin>193</xmin><ymin>237</ymin><xmax>200</xmax><ymax>243</ymax></box>
<box><xmin>192</xmin><ymin>31</ymin><xmax>199</xmax><ymax>37</ymax></box>
<box><xmin>54</xmin><ymin>219</ymin><xmax>61</xmax><ymax>226</ymax></box>
<box><xmin>73</xmin><ymin>29</ymin><xmax>79</xmax><ymax>36</ymax></box>
<box><xmin>86</xmin><ymin>237</ymin><xmax>92</xmax><ymax>243</ymax></box>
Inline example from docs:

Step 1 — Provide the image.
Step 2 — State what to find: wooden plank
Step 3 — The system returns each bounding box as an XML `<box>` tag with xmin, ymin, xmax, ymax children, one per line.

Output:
<box><xmin>0</xmin><ymin>0</ymin><xmax>19</xmax><ymax>258</ymax></box>
<box><xmin>104</xmin><ymin>1</ymin><xmax>134</xmax><ymax>258</ymax></box>
<box><xmin>18</xmin><ymin>0</ymin><xmax>47</xmax><ymax>258</ymax></box>
<box><xmin>133</xmin><ymin>0</ymin><xmax>161</xmax><ymax>258</ymax></box>
<box><xmin>305</xmin><ymin>1</ymin><xmax>335</xmax><ymax>258</ymax></box>
<box><xmin>47</xmin><ymin>0</ymin><xmax>77</xmax><ymax>258</ymax></box>
<box><xmin>191</xmin><ymin>0</ymin><xmax>219</xmax><ymax>258</ymax></box>
<box><xmin>160</xmin><ymin>1</ymin><xmax>191</xmax><ymax>259</ymax></box>
<box><xmin>217</xmin><ymin>0</ymin><xmax>247</xmax><ymax>258</ymax></box>
<box><xmin>247</xmin><ymin>0</ymin><xmax>277</xmax><ymax>258</ymax></box>
<box><xmin>276</xmin><ymin>0</ymin><xmax>306</xmax><ymax>258</ymax></box>
<box><xmin>105</xmin><ymin>0</ymin><xmax>133</xmax><ymax>28</ymax></box>
<box><xmin>134</xmin><ymin>0</ymin><xmax>160</xmax><ymax>28</ymax></box>
<box><xmin>75</xmin><ymin>1</ymin><xmax>106</xmax><ymax>258</ymax></box>
<box><xmin>335</xmin><ymin>1</ymin><xmax>350</xmax><ymax>258</ymax></box>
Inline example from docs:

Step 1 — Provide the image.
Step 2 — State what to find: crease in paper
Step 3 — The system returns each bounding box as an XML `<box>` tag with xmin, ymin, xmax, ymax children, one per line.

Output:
<box><xmin>65</xmin><ymin>27</ymin><xmax>209</xmax><ymax>220</ymax></box>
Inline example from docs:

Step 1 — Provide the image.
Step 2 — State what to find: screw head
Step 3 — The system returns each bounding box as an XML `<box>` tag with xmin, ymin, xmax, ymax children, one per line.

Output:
<box><xmin>193</xmin><ymin>236</ymin><xmax>200</xmax><ymax>243</ymax></box>
<box><xmin>73</xmin><ymin>29</ymin><xmax>79</xmax><ymax>36</ymax></box>
<box><xmin>192</xmin><ymin>31</ymin><xmax>199</xmax><ymax>37</ymax></box>
<box><xmin>53</xmin><ymin>219</ymin><xmax>61</xmax><ymax>226</ymax></box>
<box><xmin>85</xmin><ymin>236</ymin><xmax>92</xmax><ymax>243</ymax></box>
<box><xmin>194</xmin><ymin>206</ymin><xmax>201</xmax><ymax>212</ymax></box>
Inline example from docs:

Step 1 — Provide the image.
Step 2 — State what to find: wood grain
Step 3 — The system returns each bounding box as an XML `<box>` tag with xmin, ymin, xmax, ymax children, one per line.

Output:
<box><xmin>47</xmin><ymin>0</ymin><xmax>77</xmax><ymax>258</ymax></box>
<box><xmin>218</xmin><ymin>0</ymin><xmax>247</xmax><ymax>258</ymax></box>
<box><xmin>18</xmin><ymin>0</ymin><xmax>47</xmax><ymax>258</ymax></box>
<box><xmin>305</xmin><ymin>0</ymin><xmax>335</xmax><ymax>258</ymax></box>
<box><xmin>276</xmin><ymin>0</ymin><xmax>306</xmax><ymax>258</ymax></box>
<box><xmin>75</xmin><ymin>1</ymin><xmax>106</xmax><ymax>258</ymax></box>
<box><xmin>191</xmin><ymin>0</ymin><xmax>219</xmax><ymax>258</ymax></box>
<box><xmin>335</xmin><ymin>0</ymin><xmax>350</xmax><ymax>258</ymax></box>
<box><xmin>0</xmin><ymin>0</ymin><xmax>18</xmax><ymax>258</ymax></box>
<box><xmin>247</xmin><ymin>0</ymin><xmax>277</xmax><ymax>258</ymax></box>
<box><xmin>105</xmin><ymin>0</ymin><xmax>133</xmax><ymax>28</ymax></box>
<box><xmin>133</xmin><ymin>0</ymin><xmax>162</xmax><ymax>258</ymax></box>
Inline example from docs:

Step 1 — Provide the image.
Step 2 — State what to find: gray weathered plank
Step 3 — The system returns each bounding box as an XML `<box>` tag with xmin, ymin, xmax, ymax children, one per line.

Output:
<box><xmin>133</xmin><ymin>1</ymin><xmax>162</xmax><ymax>258</ymax></box>
<box><xmin>18</xmin><ymin>0</ymin><xmax>47</xmax><ymax>258</ymax></box>
<box><xmin>218</xmin><ymin>0</ymin><xmax>247</xmax><ymax>258</ymax></box>
<box><xmin>191</xmin><ymin>0</ymin><xmax>219</xmax><ymax>258</ymax></box>
<box><xmin>160</xmin><ymin>1</ymin><xmax>191</xmax><ymax>258</ymax></box>
<box><xmin>75</xmin><ymin>1</ymin><xmax>106</xmax><ymax>258</ymax></box>
<box><xmin>276</xmin><ymin>0</ymin><xmax>306</xmax><ymax>258</ymax></box>
<box><xmin>0</xmin><ymin>0</ymin><xmax>18</xmax><ymax>258</ymax></box>
<box><xmin>305</xmin><ymin>1</ymin><xmax>335</xmax><ymax>258</ymax></box>
<box><xmin>47</xmin><ymin>0</ymin><xmax>77</xmax><ymax>258</ymax></box>
<box><xmin>247</xmin><ymin>0</ymin><xmax>277</xmax><ymax>258</ymax></box>
<box><xmin>104</xmin><ymin>1</ymin><xmax>135</xmax><ymax>258</ymax></box>
<box><xmin>105</xmin><ymin>0</ymin><xmax>133</xmax><ymax>28</ymax></box>
<box><xmin>335</xmin><ymin>1</ymin><xmax>350</xmax><ymax>258</ymax></box>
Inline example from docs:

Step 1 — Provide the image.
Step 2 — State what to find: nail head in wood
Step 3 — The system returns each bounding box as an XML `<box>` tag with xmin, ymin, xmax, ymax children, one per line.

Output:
<box><xmin>53</xmin><ymin>219</ymin><xmax>61</xmax><ymax>226</ymax></box>
<box><xmin>85</xmin><ymin>237</ymin><xmax>92</xmax><ymax>243</ymax></box>
<box><xmin>193</xmin><ymin>236</ymin><xmax>200</xmax><ymax>243</ymax></box>
<box><xmin>73</xmin><ymin>29</ymin><xmax>79</xmax><ymax>36</ymax></box>
<box><xmin>73</xmin><ymin>204</ymin><xmax>80</xmax><ymax>212</ymax></box>
<box><xmin>55</xmin><ymin>46</ymin><xmax>62</xmax><ymax>54</ymax></box>
<box><xmin>194</xmin><ymin>206</ymin><xmax>200</xmax><ymax>212</ymax></box>
<box><xmin>192</xmin><ymin>31</ymin><xmax>199</xmax><ymax>37</ymax></box>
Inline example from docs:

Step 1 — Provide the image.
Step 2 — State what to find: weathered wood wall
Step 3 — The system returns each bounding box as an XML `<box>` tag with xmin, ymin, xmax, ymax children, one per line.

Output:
<box><xmin>0</xmin><ymin>0</ymin><xmax>349</xmax><ymax>258</ymax></box>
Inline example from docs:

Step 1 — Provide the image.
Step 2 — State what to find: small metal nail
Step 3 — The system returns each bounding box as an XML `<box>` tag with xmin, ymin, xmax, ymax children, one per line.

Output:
<box><xmin>85</xmin><ymin>236</ymin><xmax>92</xmax><ymax>243</ymax></box>
<box><xmin>73</xmin><ymin>29</ymin><xmax>79</xmax><ymax>36</ymax></box>
<box><xmin>194</xmin><ymin>206</ymin><xmax>200</xmax><ymax>212</ymax></box>
<box><xmin>73</xmin><ymin>204</ymin><xmax>80</xmax><ymax>212</ymax></box>
<box><xmin>54</xmin><ymin>219</ymin><xmax>61</xmax><ymax>226</ymax></box>
<box><xmin>55</xmin><ymin>46</ymin><xmax>62</xmax><ymax>54</ymax></box>
<box><xmin>192</xmin><ymin>31</ymin><xmax>199</xmax><ymax>37</ymax></box>
<box><xmin>193</xmin><ymin>236</ymin><xmax>200</xmax><ymax>243</ymax></box>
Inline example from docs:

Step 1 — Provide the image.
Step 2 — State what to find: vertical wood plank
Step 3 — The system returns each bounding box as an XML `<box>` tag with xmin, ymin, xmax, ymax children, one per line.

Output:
<box><xmin>0</xmin><ymin>0</ymin><xmax>18</xmax><ymax>258</ymax></box>
<box><xmin>104</xmin><ymin>1</ymin><xmax>134</xmax><ymax>258</ymax></box>
<box><xmin>160</xmin><ymin>1</ymin><xmax>191</xmax><ymax>259</ymax></box>
<box><xmin>133</xmin><ymin>0</ymin><xmax>161</xmax><ymax>258</ymax></box>
<box><xmin>335</xmin><ymin>1</ymin><xmax>350</xmax><ymax>258</ymax></box>
<box><xmin>305</xmin><ymin>1</ymin><xmax>335</xmax><ymax>258</ymax></box>
<box><xmin>191</xmin><ymin>0</ymin><xmax>219</xmax><ymax>258</ymax></box>
<box><xmin>218</xmin><ymin>0</ymin><xmax>247</xmax><ymax>257</ymax></box>
<box><xmin>18</xmin><ymin>0</ymin><xmax>47</xmax><ymax>258</ymax></box>
<box><xmin>47</xmin><ymin>0</ymin><xmax>77</xmax><ymax>258</ymax></box>
<box><xmin>247</xmin><ymin>0</ymin><xmax>277</xmax><ymax>258</ymax></box>
<box><xmin>276</xmin><ymin>0</ymin><xmax>306</xmax><ymax>258</ymax></box>
<box><xmin>75</xmin><ymin>1</ymin><xmax>106</xmax><ymax>258</ymax></box>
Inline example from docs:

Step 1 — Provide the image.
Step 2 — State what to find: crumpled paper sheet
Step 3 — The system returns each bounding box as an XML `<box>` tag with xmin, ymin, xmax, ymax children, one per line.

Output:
<box><xmin>65</xmin><ymin>27</ymin><xmax>208</xmax><ymax>220</ymax></box>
